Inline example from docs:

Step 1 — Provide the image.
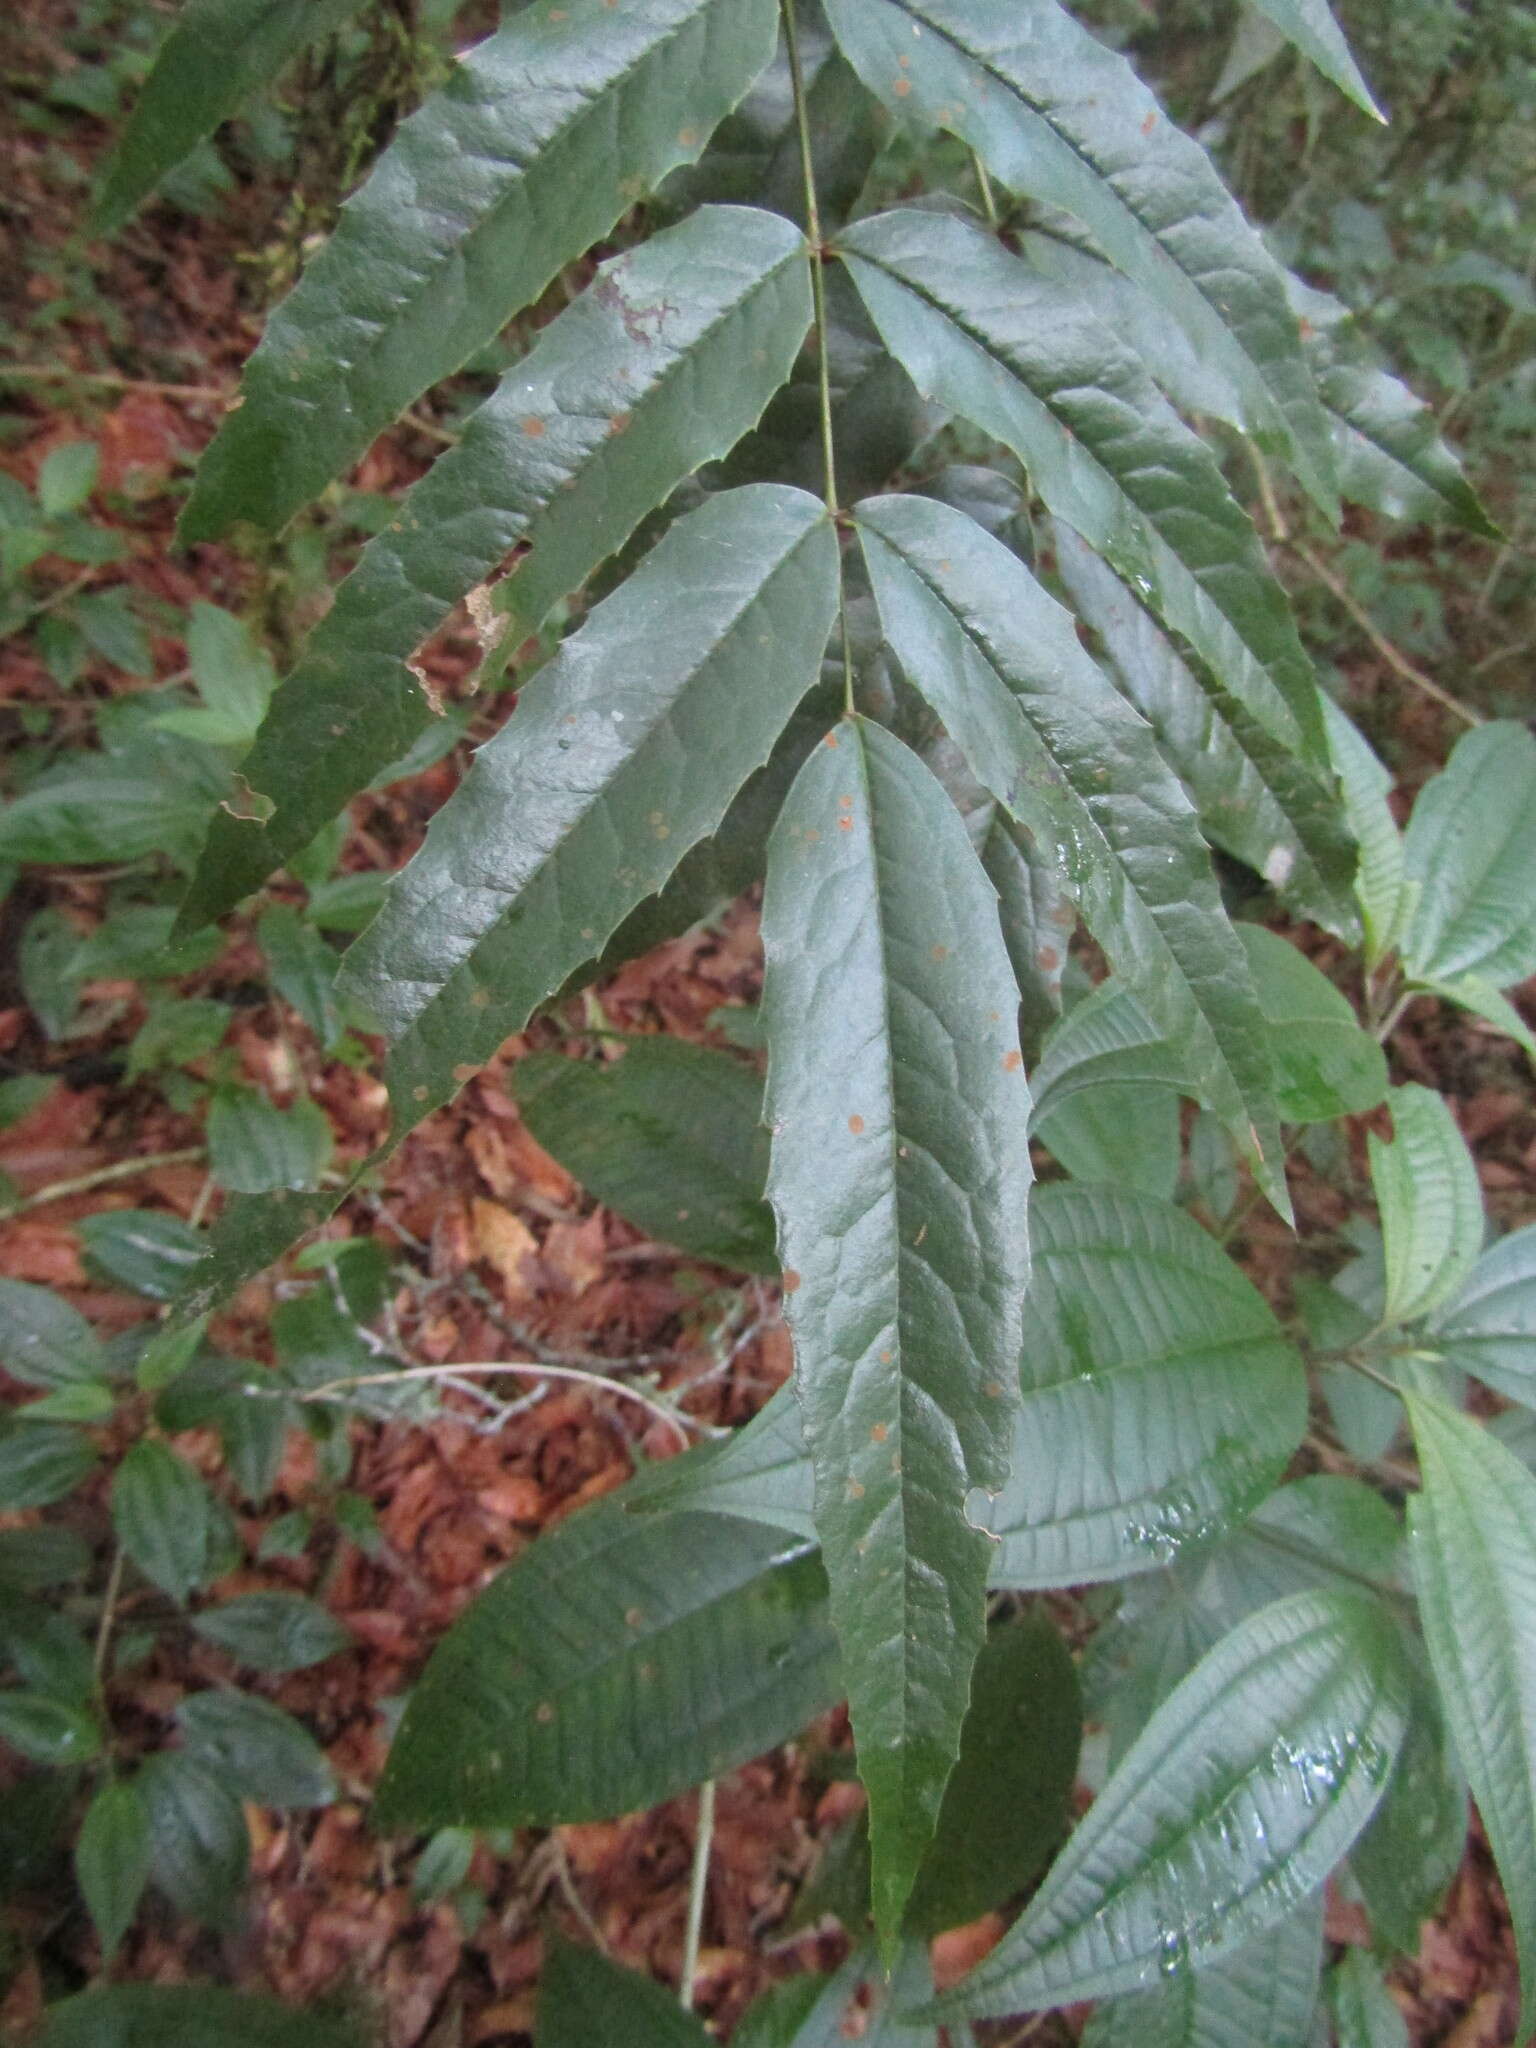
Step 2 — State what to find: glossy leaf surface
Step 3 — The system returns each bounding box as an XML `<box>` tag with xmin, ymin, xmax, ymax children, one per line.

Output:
<box><xmin>180</xmin><ymin>0</ymin><xmax>780</xmax><ymax>539</ymax></box>
<box><xmin>931</xmin><ymin>1589</ymin><xmax>1410</xmax><ymax>2018</ymax></box>
<box><xmin>375</xmin><ymin>1504</ymin><xmax>839</xmax><ymax>1829</ymax></box>
<box><xmin>761</xmin><ymin>716</ymin><xmax>1031</xmax><ymax>1941</ymax></box>
<box><xmin>339</xmin><ymin>485</ymin><xmax>837</xmax><ymax>1134</ymax></box>
<box><xmin>822</xmin><ymin>0</ymin><xmax>1335</xmax><ymax>508</ymax></box>
<box><xmin>1080</xmin><ymin>1899</ymin><xmax>1324</xmax><ymax>2048</ymax></box>
<box><xmin>1401</xmin><ymin>720</ymin><xmax>1536</xmax><ymax>991</ymax></box>
<box><xmin>179</xmin><ymin>207</ymin><xmax>811</xmax><ymax>926</ymax></box>
<box><xmin>855</xmin><ymin>492</ymin><xmax>1284</xmax><ymax>1209</ymax></box>
<box><xmin>982</xmin><ymin>1185</ymin><xmax>1307</xmax><ymax>1588</ymax></box>
<box><xmin>1407</xmin><ymin>1392</ymin><xmax>1536</xmax><ymax>2037</ymax></box>
<box><xmin>1370</xmin><ymin>1085</ymin><xmax>1482</xmax><ymax>1328</ymax></box>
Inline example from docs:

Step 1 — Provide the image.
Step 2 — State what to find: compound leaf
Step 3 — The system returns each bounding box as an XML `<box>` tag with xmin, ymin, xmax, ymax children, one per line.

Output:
<box><xmin>982</xmin><ymin>1185</ymin><xmax>1308</xmax><ymax>1589</ymax></box>
<box><xmin>180</xmin><ymin>0</ymin><xmax>780</xmax><ymax>539</ymax></box>
<box><xmin>761</xmin><ymin>716</ymin><xmax>1032</xmax><ymax>1945</ymax></box>
<box><xmin>1406</xmin><ymin>1391</ymin><xmax>1536</xmax><ymax>2038</ymax></box>
<box><xmin>855</xmin><ymin>492</ymin><xmax>1285</xmax><ymax>1212</ymax></box>
<box><xmin>838</xmin><ymin>208</ymin><xmax>1331</xmax><ymax>772</ymax></box>
<box><xmin>339</xmin><ymin>484</ymin><xmax>837</xmax><ymax>1135</ymax></box>
<box><xmin>374</xmin><ymin>1503</ymin><xmax>839</xmax><ymax>1829</ymax></box>
<box><xmin>177</xmin><ymin>205</ymin><xmax>811</xmax><ymax>926</ymax></box>
<box><xmin>822</xmin><ymin>0</ymin><xmax>1335</xmax><ymax>510</ymax></box>
<box><xmin>930</xmin><ymin>1588</ymin><xmax>1410</xmax><ymax>2019</ymax></box>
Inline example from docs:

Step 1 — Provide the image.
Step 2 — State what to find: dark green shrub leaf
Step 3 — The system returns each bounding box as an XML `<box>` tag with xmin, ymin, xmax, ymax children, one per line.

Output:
<box><xmin>509</xmin><ymin>1040</ymin><xmax>774</xmax><ymax>1272</ymax></box>
<box><xmin>1079</xmin><ymin>1900</ymin><xmax>1324</xmax><ymax>2048</ymax></box>
<box><xmin>156</xmin><ymin>603</ymin><xmax>278</xmax><ymax>747</ymax></box>
<box><xmin>930</xmin><ymin>1588</ymin><xmax>1410</xmax><ymax>2019</ymax></box>
<box><xmin>838</xmin><ymin>208</ymin><xmax>1332</xmax><ymax>774</ymax></box>
<box><xmin>207</xmin><ymin>1090</ymin><xmax>334</xmax><ymax>1195</ymax></box>
<box><xmin>179</xmin><ymin>206</ymin><xmax>813</xmax><ymax>927</ymax></box>
<box><xmin>257</xmin><ymin>908</ymin><xmax>344</xmax><ymax>1049</ymax></box>
<box><xmin>179</xmin><ymin>0</ymin><xmax>782</xmax><ymax>540</ymax></box>
<box><xmin>137</xmin><ymin>1750</ymin><xmax>249</xmax><ymax>1927</ymax></box>
<box><xmin>0</xmin><ymin>1526</ymin><xmax>92</xmax><ymax>1591</ymax></box>
<box><xmin>762</xmin><ymin>716</ymin><xmax>1031</xmax><ymax>1943</ymax></box>
<box><xmin>75</xmin><ymin>1778</ymin><xmax>152</xmax><ymax>1961</ymax></box>
<box><xmin>1431</xmin><ymin>1223</ymin><xmax>1536</xmax><ymax>1406</ymax></box>
<box><xmin>0</xmin><ymin>1277</ymin><xmax>105</xmax><ymax>1387</ymax></box>
<box><xmin>38</xmin><ymin>442</ymin><xmax>99</xmax><ymax>519</ymax></box>
<box><xmin>80</xmin><ymin>1210</ymin><xmax>207</xmax><ymax>1303</ymax></box>
<box><xmin>340</xmin><ymin>484</ymin><xmax>837</xmax><ymax>1135</ymax></box>
<box><xmin>1406</xmin><ymin>1393</ymin><xmax>1536</xmax><ymax>2038</ymax></box>
<box><xmin>1034</xmin><ymin>1080</ymin><xmax>1181</xmax><ymax>1199</ymax></box>
<box><xmin>855</xmin><ymin>493</ymin><xmax>1285</xmax><ymax>1212</ymax></box>
<box><xmin>374</xmin><ymin>1503</ymin><xmax>838</xmax><ymax>1830</ymax></box>
<box><xmin>0</xmin><ymin>1419</ymin><xmax>98</xmax><ymax>1510</ymax></box>
<box><xmin>1050</xmin><ymin>522</ymin><xmax>1357</xmax><ymax>936</ymax></box>
<box><xmin>624</xmin><ymin>1385</ymin><xmax>813</xmax><ymax>1539</ymax></box>
<box><xmin>1369</xmin><ymin>1085</ymin><xmax>1482</xmax><ymax>1328</ymax></box>
<box><xmin>983</xmin><ymin>1185</ymin><xmax>1307</xmax><ymax>1587</ymax></box>
<box><xmin>35</xmin><ymin>1986</ymin><xmax>362</xmax><ymax>2048</ymax></box>
<box><xmin>0</xmin><ymin>1587</ymin><xmax>95</xmax><ymax>1703</ymax></box>
<box><xmin>191</xmin><ymin>1593</ymin><xmax>352</xmax><ymax>1673</ymax></box>
<box><xmin>537</xmin><ymin>1933</ymin><xmax>713</xmax><ymax>2047</ymax></box>
<box><xmin>411</xmin><ymin>1827</ymin><xmax>475</xmax><ymax>1905</ymax></box>
<box><xmin>111</xmin><ymin>1441</ymin><xmax>218</xmax><ymax>1604</ymax></box>
<box><xmin>1328</xmin><ymin>1949</ymin><xmax>1410</xmax><ymax>2048</ymax></box>
<box><xmin>0</xmin><ymin>1692</ymin><xmax>101</xmax><ymax>1767</ymax></box>
<box><xmin>1402</xmin><ymin>721</ymin><xmax>1536</xmax><ymax>993</ymax></box>
<box><xmin>980</xmin><ymin>810</ymin><xmax>1069</xmax><ymax>1060</ymax></box>
<box><xmin>1235</xmin><ymin>925</ymin><xmax>1386</xmax><ymax>1122</ymax></box>
<box><xmin>1246</xmin><ymin>0</ymin><xmax>1382</xmax><ymax>117</ymax></box>
<box><xmin>1350</xmin><ymin>1647</ymin><xmax>1467</xmax><ymax>1955</ymax></box>
<box><xmin>92</xmin><ymin>0</ymin><xmax>370</xmax><ymax>232</ymax></box>
<box><xmin>822</xmin><ymin>0</ymin><xmax>1335</xmax><ymax>509</ymax></box>
<box><xmin>178</xmin><ymin>1691</ymin><xmax>336</xmax><ymax>1809</ymax></box>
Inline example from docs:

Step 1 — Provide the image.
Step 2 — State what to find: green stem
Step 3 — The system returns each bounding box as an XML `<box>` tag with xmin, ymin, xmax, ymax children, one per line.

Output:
<box><xmin>679</xmin><ymin>1778</ymin><xmax>716</xmax><ymax>2010</ymax></box>
<box><xmin>971</xmin><ymin>148</ymin><xmax>1000</xmax><ymax>230</ymax></box>
<box><xmin>92</xmin><ymin>1548</ymin><xmax>126</xmax><ymax>1702</ymax></box>
<box><xmin>781</xmin><ymin>0</ymin><xmax>854</xmax><ymax>716</ymax></box>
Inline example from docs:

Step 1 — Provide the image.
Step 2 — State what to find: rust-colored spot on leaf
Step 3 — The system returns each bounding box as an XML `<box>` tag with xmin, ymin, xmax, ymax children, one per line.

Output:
<box><xmin>520</xmin><ymin>416</ymin><xmax>546</xmax><ymax>437</ymax></box>
<box><xmin>625</xmin><ymin>1607</ymin><xmax>644</xmax><ymax>1629</ymax></box>
<box><xmin>1036</xmin><ymin>944</ymin><xmax>1060</xmax><ymax>972</ymax></box>
<box><xmin>823</xmin><ymin>731</ymin><xmax>839</xmax><ymax>748</ymax></box>
<box><xmin>607</xmin><ymin>410</ymin><xmax>632</xmax><ymax>436</ymax></box>
<box><xmin>894</xmin><ymin>76</ymin><xmax>912</xmax><ymax>96</ymax></box>
<box><xmin>880</xmin><ymin>1350</ymin><xmax>893</xmax><ymax>1364</ymax></box>
<box><xmin>535</xmin><ymin>1702</ymin><xmax>555</xmax><ymax>1723</ymax></box>
<box><xmin>931</xmin><ymin>943</ymin><xmax>949</xmax><ymax>962</ymax></box>
<box><xmin>984</xmin><ymin>1380</ymin><xmax>1004</xmax><ymax>1399</ymax></box>
<box><xmin>1142</xmin><ymin>110</ymin><xmax>1157</xmax><ymax>134</ymax></box>
<box><xmin>872</xmin><ymin>1423</ymin><xmax>888</xmax><ymax>1443</ymax></box>
<box><xmin>847</xmin><ymin>1479</ymin><xmax>866</xmax><ymax>1500</ymax></box>
<box><xmin>412</xmin><ymin>1085</ymin><xmax>429</xmax><ymax>1102</ymax></box>
<box><xmin>470</xmin><ymin>989</ymin><xmax>492</xmax><ymax>1010</ymax></box>
<box><xmin>837</xmin><ymin>816</ymin><xmax>853</xmax><ymax>831</ymax></box>
<box><xmin>1002</xmin><ymin>1050</ymin><xmax>1023</xmax><ymax>1072</ymax></box>
<box><xmin>783</xmin><ymin>1269</ymin><xmax>802</xmax><ymax>1293</ymax></box>
<box><xmin>848</xmin><ymin>1114</ymin><xmax>865</xmax><ymax>1134</ymax></box>
<box><xmin>838</xmin><ymin>793</ymin><xmax>854</xmax><ymax>808</ymax></box>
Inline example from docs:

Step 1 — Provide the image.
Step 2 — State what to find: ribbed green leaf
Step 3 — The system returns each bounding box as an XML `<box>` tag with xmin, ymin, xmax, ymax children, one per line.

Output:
<box><xmin>0</xmin><ymin>1419</ymin><xmax>98</xmax><ymax>1510</ymax></box>
<box><xmin>339</xmin><ymin>485</ymin><xmax>837</xmax><ymax>1136</ymax></box>
<box><xmin>173</xmin><ymin>1187</ymin><xmax>345</xmax><ymax>1327</ymax></box>
<box><xmin>0</xmin><ymin>1692</ymin><xmax>100</xmax><ymax>1766</ymax></box>
<box><xmin>1431</xmin><ymin>1223</ymin><xmax>1536</xmax><ymax>1407</ymax></box>
<box><xmin>509</xmin><ymin>1040</ymin><xmax>775</xmax><ymax>1272</ymax></box>
<box><xmin>1413</xmin><ymin>974</ymin><xmax>1536</xmax><ymax>1064</ymax></box>
<box><xmin>177</xmin><ymin>207</ymin><xmax>811</xmax><ymax>928</ymax></box>
<box><xmin>91</xmin><ymin>0</ymin><xmax>368</xmax><ymax>233</ymax></box>
<box><xmin>178</xmin><ymin>1691</ymin><xmax>336</xmax><ymax>1809</ymax></box>
<box><xmin>1050</xmin><ymin>522</ymin><xmax>1356</xmax><ymax>934</ymax></box>
<box><xmin>34</xmin><ymin>1987</ymin><xmax>363</xmax><ymax>2048</ymax></box>
<box><xmin>537</xmin><ymin>1935</ymin><xmax>712</xmax><ymax>2048</ymax></box>
<box><xmin>1080</xmin><ymin>1900</ymin><xmax>1325</xmax><ymax>2048</ymax></box>
<box><xmin>1402</xmin><ymin>721</ymin><xmax>1536</xmax><ymax>991</ymax></box>
<box><xmin>930</xmin><ymin>1589</ymin><xmax>1410</xmax><ymax>2020</ymax></box>
<box><xmin>981</xmin><ymin>1185</ymin><xmax>1306</xmax><ymax>1588</ymax></box>
<box><xmin>980</xmin><ymin>809</ymin><xmax>1070</xmax><ymax>1061</ymax></box>
<box><xmin>761</xmin><ymin>716</ymin><xmax>1032</xmax><ymax>1943</ymax></box>
<box><xmin>1350</xmin><ymin>1645</ymin><xmax>1467</xmax><ymax>1954</ymax></box>
<box><xmin>1406</xmin><ymin>1391</ymin><xmax>1536</xmax><ymax>2037</ymax></box>
<box><xmin>1235</xmin><ymin>925</ymin><xmax>1386</xmax><ymax>1124</ymax></box>
<box><xmin>1320</xmin><ymin>698</ymin><xmax>1409</xmax><ymax>972</ymax></box>
<box><xmin>75</xmin><ymin>1779</ymin><xmax>151</xmax><ymax>1963</ymax></box>
<box><xmin>1029</xmin><ymin>981</ymin><xmax>1189</xmax><ymax>1131</ymax></box>
<box><xmin>191</xmin><ymin>1592</ymin><xmax>352</xmax><ymax>1673</ymax></box>
<box><xmin>854</xmin><ymin>492</ymin><xmax>1285</xmax><ymax>1211</ymax></box>
<box><xmin>822</xmin><ymin>0</ymin><xmax>1335</xmax><ymax>510</ymax></box>
<box><xmin>207</xmin><ymin>1091</ymin><xmax>333</xmax><ymax>1195</ymax></box>
<box><xmin>838</xmin><ymin>208</ymin><xmax>1330</xmax><ymax>771</ymax></box>
<box><xmin>374</xmin><ymin>1503</ymin><xmax>838</xmax><ymax>1829</ymax></box>
<box><xmin>0</xmin><ymin>1277</ymin><xmax>105</xmax><ymax>1388</ymax></box>
<box><xmin>1328</xmin><ymin>1950</ymin><xmax>1410</xmax><ymax>2048</ymax></box>
<box><xmin>1246</xmin><ymin>0</ymin><xmax>1383</xmax><ymax>118</ymax></box>
<box><xmin>111</xmin><ymin>1441</ymin><xmax>218</xmax><ymax>1605</ymax></box>
<box><xmin>1037</xmin><ymin>1076</ymin><xmax>1181</xmax><ymax>1200</ymax></box>
<box><xmin>179</xmin><ymin>0</ymin><xmax>780</xmax><ymax>540</ymax></box>
<box><xmin>137</xmin><ymin>1751</ymin><xmax>250</xmax><ymax>1929</ymax></box>
<box><xmin>1369</xmin><ymin>1085</ymin><xmax>1482</xmax><ymax>1329</ymax></box>
<box><xmin>625</xmin><ymin>1385</ymin><xmax>813</xmax><ymax>1538</ymax></box>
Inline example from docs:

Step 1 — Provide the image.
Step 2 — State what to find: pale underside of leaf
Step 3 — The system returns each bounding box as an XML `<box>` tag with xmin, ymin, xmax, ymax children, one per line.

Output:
<box><xmin>1406</xmin><ymin>1393</ymin><xmax>1536</xmax><ymax>2040</ymax></box>
<box><xmin>180</xmin><ymin>0</ymin><xmax>780</xmax><ymax>540</ymax></box>
<box><xmin>854</xmin><ymin>491</ymin><xmax>1286</xmax><ymax>1214</ymax></box>
<box><xmin>1080</xmin><ymin>1896</ymin><xmax>1325</xmax><ymax>2048</ymax></box>
<box><xmin>821</xmin><ymin>0</ymin><xmax>1336</xmax><ymax>512</ymax></box>
<box><xmin>1431</xmin><ymin>1223</ymin><xmax>1536</xmax><ymax>1405</ymax></box>
<box><xmin>930</xmin><ymin>1589</ymin><xmax>1409</xmax><ymax>2020</ymax></box>
<box><xmin>1049</xmin><ymin>520</ymin><xmax>1355</xmax><ymax>933</ymax></box>
<box><xmin>761</xmin><ymin>715</ymin><xmax>1032</xmax><ymax>1943</ymax></box>
<box><xmin>837</xmin><ymin>207</ymin><xmax>1329</xmax><ymax>770</ymax></box>
<box><xmin>338</xmin><ymin>484</ymin><xmax>838</xmax><ymax>1135</ymax></box>
<box><xmin>1402</xmin><ymin>720</ymin><xmax>1536</xmax><ymax>989</ymax></box>
<box><xmin>178</xmin><ymin>205</ymin><xmax>812</xmax><ymax>930</ymax></box>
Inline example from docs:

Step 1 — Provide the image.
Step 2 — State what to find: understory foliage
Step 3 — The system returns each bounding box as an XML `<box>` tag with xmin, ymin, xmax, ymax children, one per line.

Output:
<box><xmin>3</xmin><ymin>0</ymin><xmax>1536</xmax><ymax>2041</ymax></box>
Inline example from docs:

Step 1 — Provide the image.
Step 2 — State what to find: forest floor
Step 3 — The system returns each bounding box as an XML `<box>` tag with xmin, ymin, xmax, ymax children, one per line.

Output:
<box><xmin>1</xmin><ymin>4</ymin><xmax>1533</xmax><ymax>2044</ymax></box>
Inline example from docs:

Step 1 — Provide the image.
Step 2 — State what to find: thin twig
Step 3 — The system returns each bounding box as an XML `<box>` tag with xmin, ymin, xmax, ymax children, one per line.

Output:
<box><xmin>680</xmin><ymin>1779</ymin><xmax>716</xmax><ymax>2011</ymax></box>
<box><xmin>1284</xmin><ymin>537</ymin><xmax>1482</xmax><ymax>729</ymax></box>
<box><xmin>0</xmin><ymin>363</ymin><xmax>228</xmax><ymax>402</ymax></box>
<box><xmin>92</xmin><ymin>1547</ymin><xmax>126</xmax><ymax>1695</ymax></box>
<box><xmin>1</xmin><ymin>1147</ymin><xmax>206</xmax><ymax>1217</ymax></box>
<box><xmin>287</xmin><ymin>1358</ymin><xmax>702</xmax><ymax>1447</ymax></box>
